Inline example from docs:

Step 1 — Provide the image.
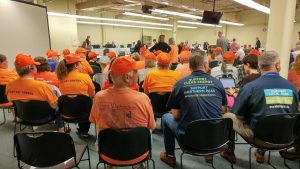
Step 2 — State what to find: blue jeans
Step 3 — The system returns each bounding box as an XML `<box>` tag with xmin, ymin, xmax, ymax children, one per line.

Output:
<box><xmin>162</xmin><ymin>113</ymin><xmax>184</xmax><ymax>155</ymax></box>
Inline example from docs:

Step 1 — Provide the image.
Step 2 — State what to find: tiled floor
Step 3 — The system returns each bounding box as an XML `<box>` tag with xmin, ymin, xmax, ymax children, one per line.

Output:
<box><xmin>0</xmin><ymin>111</ymin><xmax>299</xmax><ymax>169</ymax></box>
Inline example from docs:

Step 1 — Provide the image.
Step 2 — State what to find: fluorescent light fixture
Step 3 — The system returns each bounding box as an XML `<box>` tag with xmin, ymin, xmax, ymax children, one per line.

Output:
<box><xmin>152</xmin><ymin>9</ymin><xmax>244</xmax><ymax>26</ymax></box>
<box><xmin>124</xmin><ymin>3</ymin><xmax>141</xmax><ymax>7</ymax></box>
<box><xmin>233</xmin><ymin>0</ymin><xmax>270</xmax><ymax>14</ymax></box>
<box><xmin>178</xmin><ymin>20</ymin><xmax>222</xmax><ymax>27</ymax></box>
<box><xmin>219</xmin><ymin>20</ymin><xmax>244</xmax><ymax>26</ymax></box>
<box><xmin>152</xmin><ymin>9</ymin><xmax>203</xmax><ymax>20</ymax></box>
<box><xmin>47</xmin><ymin>12</ymin><xmax>172</xmax><ymax>27</ymax></box>
<box><xmin>77</xmin><ymin>21</ymin><xmax>172</xmax><ymax>30</ymax></box>
<box><xmin>123</xmin><ymin>12</ymin><xmax>169</xmax><ymax>20</ymax></box>
<box><xmin>177</xmin><ymin>25</ymin><xmax>197</xmax><ymax>29</ymax></box>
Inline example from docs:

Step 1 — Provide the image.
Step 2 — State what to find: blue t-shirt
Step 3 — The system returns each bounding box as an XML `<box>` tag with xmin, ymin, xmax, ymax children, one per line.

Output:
<box><xmin>48</xmin><ymin>59</ymin><xmax>58</xmax><ymax>72</ymax></box>
<box><xmin>167</xmin><ymin>71</ymin><xmax>227</xmax><ymax>137</ymax></box>
<box><xmin>232</xmin><ymin>72</ymin><xmax>299</xmax><ymax>130</ymax></box>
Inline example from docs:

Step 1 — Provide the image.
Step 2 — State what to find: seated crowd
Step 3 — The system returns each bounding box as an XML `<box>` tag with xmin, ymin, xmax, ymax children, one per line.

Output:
<box><xmin>1</xmin><ymin>34</ymin><xmax>300</xmax><ymax>169</ymax></box>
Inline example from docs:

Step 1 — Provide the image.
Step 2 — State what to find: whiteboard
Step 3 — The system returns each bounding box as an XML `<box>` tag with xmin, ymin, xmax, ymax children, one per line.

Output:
<box><xmin>0</xmin><ymin>0</ymin><xmax>50</xmax><ymax>68</ymax></box>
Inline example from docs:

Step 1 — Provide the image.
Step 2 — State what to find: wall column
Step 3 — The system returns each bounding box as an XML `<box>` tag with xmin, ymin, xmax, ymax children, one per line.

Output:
<box><xmin>266</xmin><ymin>0</ymin><xmax>296</xmax><ymax>78</ymax></box>
<box><xmin>172</xmin><ymin>18</ymin><xmax>177</xmax><ymax>42</ymax></box>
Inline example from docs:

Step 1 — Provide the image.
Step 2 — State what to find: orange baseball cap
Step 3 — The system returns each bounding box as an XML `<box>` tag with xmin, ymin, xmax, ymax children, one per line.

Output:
<box><xmin>140</xmin><ymin>47</ymin><xmax>147</xmax><ymax>52</ymax></box>
<box><xmin>75</xmin><ymin>47</ymin><xmax>87</xmax><ymax>54</ymax></box>
<box><xmin>157</xmin><ymin>52</ymin><xmax>171</xmax><ymax>65</ymax></box>
<box><xmin>64</xmin><ymin>53</ymin><xmax>84</xmax><ymax>64</ymax></box>
<box><xmin>106</xmin><ymin>52</ymin><xmax>116</xmax><ymax>59</ymax></box>
<box><xmin>215</xmin><ymin>47</ymin><xmax>222</xmax><ymax>52</ymax></box>
<box><xmin>223</xmin><ymin>51</ymin><xmax>236</xmax><ymax>61</ymax></box>
<box><xmin>180</xmin><ymin>51</ymin><xmax>191</xmax><ymax>61</ymax></box>
<box><xmin>46</xmin><ymin>50</ymin><xmax>61</xmax><ymax>58</ymax></box>
<box><xmin>144</xmin><ymin>52</ymin><xmax>156</xmax><ymax>60</ymax></box>
<box><xmin>15</xmin><ymin>53</ymin><xmax>40</xmax><ymax>67</ymax></box>
<box><xmin>62</xmin><ymin>49</ymin><xmax>70</xmax><ymax>56</ymax></box>
<box><xmin>111</xmin><ymin>56</ymin><xmax>144</xmax><ymax>77</ymax></box>
<box><xmin>88</xmin><ymin>51</ymin><xmax>99</xmax><ymax>59</ymax></box>
<box><xmin>248</xmin><ymin>49</ymin><xmax>261</xmax><ymax>57</ymax></box>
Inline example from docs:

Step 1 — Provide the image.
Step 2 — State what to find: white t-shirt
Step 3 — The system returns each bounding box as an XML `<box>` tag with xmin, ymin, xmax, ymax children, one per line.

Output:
<box><xmin>211</xmin><ymin>64</ymin><xmax>239</xmax><ymax>82</ymax></box>
<box><xmin>235</xmin><ymin>49</ymin><xmax>245</xmax><ymax>61</ymax></box>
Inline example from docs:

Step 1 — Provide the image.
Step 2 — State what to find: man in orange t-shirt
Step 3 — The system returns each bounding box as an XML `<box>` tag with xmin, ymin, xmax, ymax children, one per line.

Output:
<box><xmin>0</xmin><ymin>54</ymin><xmax>18</xmax><ymax>85</ymax></box>
<box><xmin>143</xmin><ymin>52</ymin><xmax>180</xmax><ymax>94</ymax></box>
<box><xmin>6</xmin><ymin>53</ymin><xmax>65</xmax><ymax>132</ymax></box>
<box><xmin>169</xmin><ymin>37</ymin><xmax>179</xmax><ymax>70</ymax></box>
<box><xmin>175</xmin><ymin>51</ymin><xmax>192</xmax><ymax>79</ymax></box>
<box><xmin>0</xmin><ymin>54</ymin><xmax>18</xmax><ymax>107</ymax></box>
<box><xmin>75</xmin><ymin>47</ymin><xmax>94</xmax><ymax>75</ymax></box>
<box><xmin>89</xmin><ymin>56</ymin><xmax>156</xmax><ymax>166</ymax></box>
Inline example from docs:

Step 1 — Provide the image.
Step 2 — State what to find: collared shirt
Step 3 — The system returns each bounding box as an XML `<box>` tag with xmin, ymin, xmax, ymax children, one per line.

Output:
<box><xmin>232</xmin><ymin>72</ymin><xmax>299</xmax><ymax>129</ymax></box>
<box><xmin>167</xmin><ymin>71</ymin><xmax>227</xmax><ymax>137</ymax></box>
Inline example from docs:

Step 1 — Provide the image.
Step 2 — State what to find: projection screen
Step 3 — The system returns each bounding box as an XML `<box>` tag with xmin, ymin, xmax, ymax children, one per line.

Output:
<box><xmin>0</xmin><ymin>0</ymin><xmax>50</xmax><ymax>68</ymax></box>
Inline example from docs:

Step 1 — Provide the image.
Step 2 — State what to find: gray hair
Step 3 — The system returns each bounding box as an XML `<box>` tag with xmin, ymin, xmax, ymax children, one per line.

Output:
<box><xmin>169</xmin><ymin>37</ymin><xmax>175</xmax><ymax>45</ymax></box>
<box><xmin>258</xmin><ymin>50</ymin><xmax>280</xmax><ymax>70</ymax></box>
<box><xmin>189</xmin><ymin>50</ymin><xmax>208</xmax><ymax>71</ymax></box>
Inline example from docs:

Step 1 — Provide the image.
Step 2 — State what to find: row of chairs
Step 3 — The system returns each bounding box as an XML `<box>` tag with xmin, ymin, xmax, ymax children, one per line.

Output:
<box><xmin>14</xmin><ymin>113</ymin><xmax>300</xmax><ymax>169</ymax></box>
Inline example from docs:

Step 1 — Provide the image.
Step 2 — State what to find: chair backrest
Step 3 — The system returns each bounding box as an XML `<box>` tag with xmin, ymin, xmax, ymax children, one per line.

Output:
<box><xmin>184</xmin><ymin>118</ymin><xmax>233</xmax><ymax>151</ymax></box>
<box><xmin>0</xmin><ymin>84</ymin><xmax>9</xmax><ymax>104</ymax></box>
<box><xmin>14</xmin><ymin>132</ymin><xmax>76</xmax><ymax>168</ymax></box>
<box><xmin>254</xmin><ymin>113</ymin><xmax>300</xmax><ymax>145</ymax></box>
<box><xmin>58</xmin><ymin>95</ymin><xmax>92</xmax><ymax>123</ymax></box>
<box><xmin>148</xmin><ymin>92</ymin><xmax>171</xmax><ymax>116</ymax></box>
<box><xmin>98</xmin><ymin>127</ymin><xmax>151</xmax><ymax>164</ymax></box>
<box><xmin>13</xmin><ymin>100</ymin><xmax>56</xmax><ymax>125</ymax></box>
<box><xmin>93</xmin><ymin>81</ymin><xmax>101</xmax><ymax>93</ymax></box>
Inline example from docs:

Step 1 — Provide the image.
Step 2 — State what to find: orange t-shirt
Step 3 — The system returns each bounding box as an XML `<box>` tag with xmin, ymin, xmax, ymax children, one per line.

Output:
<box><xmin>0</xmin><ymin>68</ymin><xmax>18</xmax><ymax>85</ymax></box>
<box><xmin>35</xmin><ymin>71</ymin><xmax>59</xmax><ymax>87</ymax></box>
<box><xmin>169</xmin><ymin>44</ymin><xmax>179</xmax><ymax>64</ymax></box>
<box><xmin>175</xmin><ymin>63</ymin><xmax>191</xmax><ymax>79</ymax></box>
<box><xmin>6</xmin><ymin>78</ymin><xmax>57</xmax><ymax>106</ymax></box>
<box><xmin>81</xmin><ymin>60</ymin><xmax>94</xmax><ymax>75</ymax></box>
<box><xmin>59</xmin><ymin>71</ymin><xmax>95</xmax><ymax>96</ymax></box>
<box><xmin>89</xmin><ymin>87</ymin><xmax>156</xmax><ymax>164</ymax></box>
<box><xmin>288</xmin><ymin>70</ymin><xmax>300</xmax><ymax>91</ymax></box>
<box><xmin>143</xmin><ymin>68</ymin><xmax>180</xmax><ymax>94</ymax></box>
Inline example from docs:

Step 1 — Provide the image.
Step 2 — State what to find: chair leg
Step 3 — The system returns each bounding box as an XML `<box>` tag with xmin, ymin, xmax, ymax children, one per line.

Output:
<box><xmin>180</xmin><ymin>152</ymin><xmax>184</xmax><ymax>169</ymax></box>
<box><xmin>211</xmin><ymin>158</ymin><xmax>216</xmax><ymax>169</ymax></box>
<box><xmin>13</xmin><ymin>123</ymin><xmax>17</xmax><ymax>157</ymax></box>
<box><xmin>96</xmin><ymin>162</ymin><xmax>100</xmax><ymax>169</ymax></box>
<box><xmin>249</xmin><ymin>147</ymin><xmax>252</xmax><ymax>169</ymax></box>
<box><xmin>86</xmin><ymin>146</ymin><xmax>91</xmax><ymax>169</ymax></box>
<box><xmin>283</xmin><ymin>157</ymin><xmax>291</xmax><ymax>169</ymax></box>
<box><xmin>146</xmin><ymin>160</ymin><xmax>149</xmax><ymax>169</ymax></box>
<box><xmin>150</xmin><ymin>159</ymin><xmax>155</xmax><ymax>169</ymax></box>
<box><xmin>267</xmin><ymin>151</ymin><xmax>276</xmax><ymax>169</ymax></box>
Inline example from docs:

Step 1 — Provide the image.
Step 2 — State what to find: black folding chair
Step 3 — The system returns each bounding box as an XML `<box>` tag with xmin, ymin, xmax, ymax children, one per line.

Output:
<box><xmin>58</xmin><ymin>94</ymin><xmax>94</xmax><ymax>135</ymax></box>
<box><xmin>12</xmin><ymin>100</ymin><xmax>57</xmax><ymax>156</ymax></box>
<box><xmin>14</xmin><ymin>131</ymin><xmax>91</xmax><ymax>169</ymax></box>
<box><xmin>13</xmin><ymin>100</ymin><xmax>57</xmax><ymax>134</ymax></box>
<box><xmin>97</xmin><ymin>127</ymin><xmax>155</xmax><ymax>169</ymax></box>
<box><xmin>148</xmin><ymin>92</ymin><xmax>171</xmax><ymax>129</ymax></box>
<box><xmin>241</xmin><ymin>113</ymin><xmax>300</xmax><ymax>169</ymax></box>
<box><xmin>0</xmin><ymin>84</ymin><xmax>12</xmax><ymax>125</ymax></box>
<box><xmin>179</xmin><ymin>118</ymin><xmax>234</xmax><ymax>169</ymax></box>
<box><xmin>93</xmin><ymin>81</ymin><xmax>101</xmax><ymax>93</ymax></box>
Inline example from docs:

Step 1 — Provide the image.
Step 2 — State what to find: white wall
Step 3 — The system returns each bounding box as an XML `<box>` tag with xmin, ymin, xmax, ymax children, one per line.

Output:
<box><xmin>47</xmin><ymin>0</ymin><xmax>78</xmax><ymax>53</ymax></box>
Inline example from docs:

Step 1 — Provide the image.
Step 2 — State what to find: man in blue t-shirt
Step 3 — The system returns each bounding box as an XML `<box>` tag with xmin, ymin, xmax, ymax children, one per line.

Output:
<box><xmin>160</xmin><ymin>50</ymin><xmax>228</xmax><ymax>167</ymax></box>
<box><xmin>223</xmin><ymin>51</ymin><xmax>299</xmax><ymax>163</ymax></box>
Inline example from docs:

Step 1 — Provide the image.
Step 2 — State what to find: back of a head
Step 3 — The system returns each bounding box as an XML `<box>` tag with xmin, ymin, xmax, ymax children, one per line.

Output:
<box><xmin>0</xmin><ymin>54</ymin><xmax>7</xmax><ymax>64</ymax></box>
<box><xmin>169</xmin><ymin>37</ymin><xmax>175</xmax><ymax>45</ymax></box>
<box><xmin>258</xmin><ymin>50</ymin><xmax>279</xmax><ymax>71</ymax></box>
<box><xmin>34</xmin><ymin>56</ymin><xmax>50</xmax><ymax>72</ymax></box>
<box><xmin>242</xmin><ymin>54</ymin><xmax>258</xmax><ymax>70</ymax></box>
<box><xmin>189</xmin><ymin>50</ymin><xmax>207</xmax><ymax>71</ymax></box>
